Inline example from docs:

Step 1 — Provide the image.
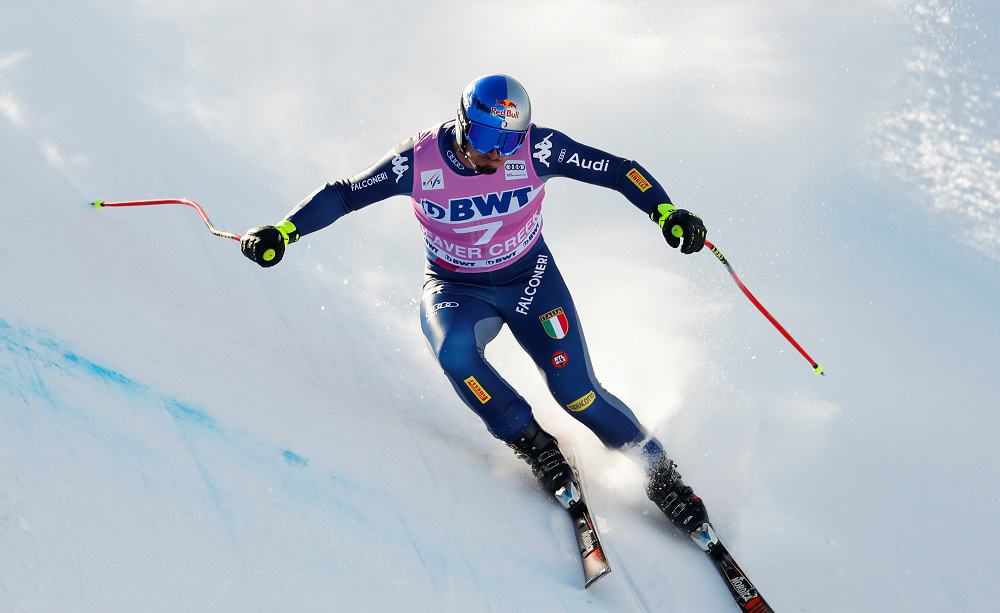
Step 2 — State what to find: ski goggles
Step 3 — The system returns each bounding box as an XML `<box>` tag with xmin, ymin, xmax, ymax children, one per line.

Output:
<box><xmin>465</xmin><ymin>121</ymin><xmax>528</xmax><ymax>156</ymax></box>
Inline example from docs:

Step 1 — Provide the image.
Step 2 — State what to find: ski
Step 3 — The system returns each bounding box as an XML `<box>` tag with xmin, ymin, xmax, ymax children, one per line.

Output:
<box><xmin>691</xmin><ymin>523</ymin><xmax>774</xmax><ymax>612</ymax></box>
<box><xmin>568</xmin><ymin>500</ymin><xmax>611</xmax><ymax>587</ymax></box>
<box><xmin>556</xmin><ymin>450</ymin><xmax>611</xmax><ymax>588</ymax></box>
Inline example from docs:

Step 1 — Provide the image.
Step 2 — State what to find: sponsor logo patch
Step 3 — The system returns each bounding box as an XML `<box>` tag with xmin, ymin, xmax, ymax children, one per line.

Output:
<box><xmin>539</xmin><ymin>307</ymin><xmax>570</xmax><ymax>339</ymax></box>
<box><xmin>552</xmin><ymin>351</ymin><xmax>569</xmax><ymax>369</ymax></box>
<box><xmin>566</xmin><ymin>390</ymin><xmax>596</xmax><ymax>412</ymax></box>
<box><xmin>565</xmin><ymin>152</ymin><xmax>609</xmax><ymax>172</ymax></box>
<box><xmin>514</xmin><ymin>254</ymin><xmax>549</xmax><ymax>315</ymax></box>
<box><xmin>533</xmin><ymin>133</ymin><xmax>553</xmax><ymax>167</ymax></box>
<box><xmin>729</xmin><ymin>576</ymin><xmax>757</xmax><ymax>602</ymax></box>
<box><xmin>446</xmin><ymin>147</ymin><xmax>466</xmax><ymax>172</ymax></box>
<box><xmin>421</xmin><ymin>210</ymin><xmax>543</xmax><ymax>268</ymax></box>
<box><xmin>491</xmin><ymin>99</ymin><xmax>521</xmax><ymax>120</ymax></box>
<box><xmin>392</xmin><ymin>153</ymin><xmax>410</xmax><ymax>183</ymax></box>
<box><xmin>504</xmin><ymin>160</ymin><xmax>528</xmax><ymax>180</ymax></box>
<box><xmin>626</xmin><ymin>168</ymin><xmax>652</xmax><ymax>192</ymax></box>
<box><xmin>426</xmin><ymin>301</ymin><xmax>459</xmax><ymax>319</ymax></box>
<box><xmin>421</xmin><ymin>169</ymin><xmax>444</xmax><ymax>190</ymax></box>
<box><xmin>464</xmin><ymin>376</ymin><xmax>491</xmax><ymax>404</ymax></box>
<box><xmin>350</xmin><ymin>171</ymin><xmax>388</xmax><ymax>192</ymax></box>
<box><xmin>420</xmin><ymin>186</ymin><xmax>539</xmax><ymax>223</ymax></box>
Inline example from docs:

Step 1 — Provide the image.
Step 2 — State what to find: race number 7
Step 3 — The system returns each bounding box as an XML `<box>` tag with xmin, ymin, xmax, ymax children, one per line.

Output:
<box><xmin>453</xmin><ymin>221</ymin><xmax>503</xmax><ymax>245</ymax></box>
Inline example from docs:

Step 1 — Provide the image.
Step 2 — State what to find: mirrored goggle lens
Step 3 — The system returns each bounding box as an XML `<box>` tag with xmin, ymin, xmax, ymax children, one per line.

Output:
<box><xmin>466</xmin><ymin>123</ymin><xmax>527</xmax><ymax>156</ymax></box>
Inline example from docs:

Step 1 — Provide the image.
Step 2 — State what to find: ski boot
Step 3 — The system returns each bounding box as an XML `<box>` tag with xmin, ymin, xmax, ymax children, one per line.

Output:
<box><xmin>509</xmin><ymin>420</ymin><xmax>581</xmax><ymax>510</ymax></box>
<box><xmin>646</xmin><ymin>454</ymin><xmax>710</xmax><ymax>534</ymax></box>
<box><xmin>511</xmin><ymin>421</ymin><xmax>611</xmax><ymax>586</ymax></box>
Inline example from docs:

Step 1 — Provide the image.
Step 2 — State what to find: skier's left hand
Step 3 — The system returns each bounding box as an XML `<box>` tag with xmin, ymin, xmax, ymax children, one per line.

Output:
<box><xmin>651</xmin><ymin>203</ymin><xmax>706</xmax><ymax>254</ymax></box>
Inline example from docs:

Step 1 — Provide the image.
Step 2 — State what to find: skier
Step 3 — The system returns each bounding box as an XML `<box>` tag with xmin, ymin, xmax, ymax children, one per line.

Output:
<box><xmin>240</xmin><ymin>74</ymin><xmax>710</xmax><ymax>537</ymax></box>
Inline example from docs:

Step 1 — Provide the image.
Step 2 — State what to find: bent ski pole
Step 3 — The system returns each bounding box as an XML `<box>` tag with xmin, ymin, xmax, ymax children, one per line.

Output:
<box><xmin>704</xmin><ymin>239</ymin><xmax>824</xmax><ymax>376</ymax></box>
<box><xmin>91</xmin><ymin>198</ymin><xmax>241</xmax><ymax>241</ymax></box>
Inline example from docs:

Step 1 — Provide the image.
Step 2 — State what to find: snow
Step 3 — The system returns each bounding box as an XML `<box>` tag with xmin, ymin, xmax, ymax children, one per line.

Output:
<box><xmin>2</xmin><ymin>1</ymin><xmax>999</xmax><ymax>611</ymax></box>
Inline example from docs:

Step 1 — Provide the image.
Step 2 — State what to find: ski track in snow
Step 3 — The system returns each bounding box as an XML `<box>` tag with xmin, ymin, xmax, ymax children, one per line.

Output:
<box><xmin>0</xmin><ymin>318</ymin><xmax>661</xmax><ymax>611</ymax></box>
<box><xmin>0</xmin><ymin>319</ymin><xmax>447</xmax><ymax>609</ymax></box>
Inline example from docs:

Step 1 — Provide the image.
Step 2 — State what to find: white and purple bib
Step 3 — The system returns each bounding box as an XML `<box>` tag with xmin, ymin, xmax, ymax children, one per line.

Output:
<box><xmin>411</xmin><ymin>123</ymin><xmax>546</xmax><ymax>272</ymax></box>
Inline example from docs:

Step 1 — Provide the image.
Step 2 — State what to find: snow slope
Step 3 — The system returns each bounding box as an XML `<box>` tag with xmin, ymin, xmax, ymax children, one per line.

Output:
<box><xmin>2</xmin><ymin>1</ymin><xmax>999</xmax><ymax>611</ymax></box>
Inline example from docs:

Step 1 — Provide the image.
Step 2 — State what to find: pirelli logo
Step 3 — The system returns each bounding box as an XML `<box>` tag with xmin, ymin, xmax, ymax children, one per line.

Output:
<box><xmin>464</xmin><ymin>376</ymin><xmax>491</xmax><ymax>404</ymax></box>
<box><xmin>626</xmin><ymin>168</ymin><xmax>652</xmax><ymax>192</ymax></box>
<box><xmin>566</xmin><ymin>390</ymin><xmax>597</xmax><ymax>412</ymax></box>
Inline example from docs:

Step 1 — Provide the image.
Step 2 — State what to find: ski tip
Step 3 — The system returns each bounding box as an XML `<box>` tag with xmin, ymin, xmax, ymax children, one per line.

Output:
<box><xmin>813</xmin><ymin>362</ymin><xmax>825</xmax><ymax>376</ymax></box>
<box><xmin>584</xmin><ymin>565</ymin><xmax>611</xmax><ymax>589</ymax></box>
<box><xmin>91</xmin><ymin>199</ymin><xmax>105</xmax><ymax>209</ymax></box>
<box><xmin>582</xmin><ymin>547</ymin><xmax>612</xmax><ymax>588</ymax></box>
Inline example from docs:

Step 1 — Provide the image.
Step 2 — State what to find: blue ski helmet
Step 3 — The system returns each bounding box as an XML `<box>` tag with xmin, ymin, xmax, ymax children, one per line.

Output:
<box><xmin>456</xmin><ymin>74</ymin><xmax>532</xmax><ymax>156</ymax></box>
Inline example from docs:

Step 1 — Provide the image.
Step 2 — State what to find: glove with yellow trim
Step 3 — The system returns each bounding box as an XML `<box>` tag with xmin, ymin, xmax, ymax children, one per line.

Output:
<box><xmin>651</xmin><ymin>203</ymin><xmax>706</xmax><ymax>254</ymax></box>
<box><xmin>240</xmin><ymin>220</ymin><xmax>299</xmax><ymax>267</ymax></box>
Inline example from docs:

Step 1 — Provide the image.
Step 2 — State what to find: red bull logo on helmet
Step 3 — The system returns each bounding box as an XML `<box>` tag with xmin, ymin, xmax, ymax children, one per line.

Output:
<box><xmin>491</xmin><ymin>99</ymin><xmax>520</xmax><ymax>119</ymax></box>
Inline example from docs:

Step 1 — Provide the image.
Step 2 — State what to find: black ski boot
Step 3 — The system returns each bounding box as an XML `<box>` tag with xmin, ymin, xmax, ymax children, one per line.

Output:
<box><xmin>646</xmin><ymin>455</ymin><xmax>710</xmax><ymax>533</ymax></box>
<box><xmin>509</xmin><ymin>420</ymin><xmax>581</xmax><ymax>510</ymax></box>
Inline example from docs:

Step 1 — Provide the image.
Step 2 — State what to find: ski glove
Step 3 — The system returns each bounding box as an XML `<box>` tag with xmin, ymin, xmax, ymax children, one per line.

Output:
<box><xmin>240</xmin><ymin>220</ymin><xmax>299</xmax><ymax>267</ymax></box>
<box><xmin>651</xmin><ymin>203</ymin><xmax>706</xmax><ymax>254</ymax></box>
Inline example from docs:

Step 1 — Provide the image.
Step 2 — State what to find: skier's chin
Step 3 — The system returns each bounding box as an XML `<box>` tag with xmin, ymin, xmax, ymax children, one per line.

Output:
<box><xmin>478</xmin><ymin>165</ymin><xmax>498</xmax><ymax>175</ymax></box>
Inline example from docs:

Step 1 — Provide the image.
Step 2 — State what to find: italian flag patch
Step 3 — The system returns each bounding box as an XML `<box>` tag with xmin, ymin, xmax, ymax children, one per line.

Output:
<box><xmin>539</xmin><ymin>307</ymin><xmax>570</xmax><ymax>340</ymax></box>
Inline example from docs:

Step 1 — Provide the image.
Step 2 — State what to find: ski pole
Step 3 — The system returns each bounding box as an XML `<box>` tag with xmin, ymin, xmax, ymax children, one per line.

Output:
<box><xmin>704</xmin><ymin>239</ymin><xmax>824</xmax><ymax>376</ymax></box>
<box><xmin>91</xmin><ymin>198</ymin><xmax>241</xmax><ymax>241</ymax></box>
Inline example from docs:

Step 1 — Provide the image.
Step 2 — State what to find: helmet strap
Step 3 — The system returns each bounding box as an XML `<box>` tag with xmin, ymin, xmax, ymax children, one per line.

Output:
<box><xmin>458</xmin><ymin>140</ymin><xmax>482</xmax><ymax>173</ymax></box>
<box><xmin>456</xmin><ymin>101</ymin><xmax>469</xmax><ymax>148</ymax></box>
<box><xmin>455</xmin><ymin>101</ymin><xmax>482</xmax><ymax>173</ymax></box>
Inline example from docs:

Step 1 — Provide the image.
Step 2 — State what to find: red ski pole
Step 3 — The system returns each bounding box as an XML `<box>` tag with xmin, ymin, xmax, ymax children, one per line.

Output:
<box><xmin>91</xmin><ymin>198</ymin><xmax>241</xmax><ymax>241</ymax></box>
<box><xmin>704</xmin><ymin>240</ymin><xmax>824</xmax><ymax>376</ymax></box>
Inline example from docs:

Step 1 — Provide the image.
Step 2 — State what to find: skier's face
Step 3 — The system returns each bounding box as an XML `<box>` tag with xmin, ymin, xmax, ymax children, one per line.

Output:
<box><xmin>452</xmin><ymin>136</ymin><xmax>508</xmax><ymax>175</ymax></box>
<box><xmin>464</xmin><ymin>146</ymin><xmax>507</xmax><ymax>175</ymax></box>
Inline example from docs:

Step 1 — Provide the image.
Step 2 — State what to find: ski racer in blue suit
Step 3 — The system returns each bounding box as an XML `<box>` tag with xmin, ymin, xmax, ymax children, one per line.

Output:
<box><xmin>241</xmin><ymin>75</ymin><xmax>711</xmax><ymax>536</ymax></box>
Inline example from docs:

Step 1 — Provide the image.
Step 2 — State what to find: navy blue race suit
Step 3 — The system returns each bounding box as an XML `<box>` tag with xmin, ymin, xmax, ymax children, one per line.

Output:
<box><xmin>283</xmin><ymin>121</ymin><xmax>673</xmax><ymax>459</ymax></box>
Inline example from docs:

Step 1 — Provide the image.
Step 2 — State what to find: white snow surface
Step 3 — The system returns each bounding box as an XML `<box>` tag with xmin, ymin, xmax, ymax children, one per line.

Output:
<box><xmin>2</xmin><ymin>1</ymin><xmax>999</xmax><ymax>611</ymax></box>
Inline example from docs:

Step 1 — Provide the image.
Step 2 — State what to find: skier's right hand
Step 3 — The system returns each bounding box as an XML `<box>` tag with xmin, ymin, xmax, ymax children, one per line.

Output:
<box><xmin>241</xmin><ymin>221</ymin><xmax>299</xmax><ymax>267</ymax></box>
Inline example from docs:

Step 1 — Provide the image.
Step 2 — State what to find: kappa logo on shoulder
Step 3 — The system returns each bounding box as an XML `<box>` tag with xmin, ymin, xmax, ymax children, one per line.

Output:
<box><xmin>392</xmin><ymin>153</ymin><xmax>410</xmax><ymax>183</ymax></box>
<box><xmin>533</xmin><ymin>133</ymin><xmax>553</xmax><ymax>167</ymax></box>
